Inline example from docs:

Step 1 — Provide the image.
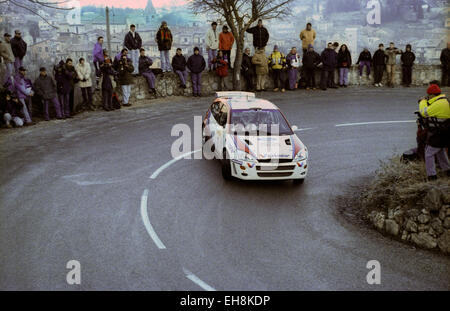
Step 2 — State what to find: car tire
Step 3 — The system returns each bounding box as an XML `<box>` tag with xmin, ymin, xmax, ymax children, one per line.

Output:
<box><xmin>293</xmin><ymin>178</ymin><xmax>305</xmax><ymax>185</ymax></box>
<box><xmin>222</xmin><ymin>150</ymin><xmax>232</xmax><ymax>180</ymax></box>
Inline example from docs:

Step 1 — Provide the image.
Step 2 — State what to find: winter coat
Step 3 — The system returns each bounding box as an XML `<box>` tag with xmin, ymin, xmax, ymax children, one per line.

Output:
<box><xmin>54</xmin><ymin>62</ymin><xmax>76</xmax><ymax>95</ymax></box>
<box><xmin>33</xmin><ymin>74</ymin><xmax>57</xmax><ymax>100</ymax></box>
<box><xmin>302</xmin><ymin>50</ymin><xmax>321</xmax><ymax>69</ymax></box>
<box><xmin>139</xmin><ymin>55</ymin><xmax>153</xmax><ymax>74</ymax></box>
<box><xmin>385</xmin><ymin>47</ymin><xmax>401</xmax><ymax>65</ymax></box>
<box><xmin>320</xmin><ymin>48</ymin><xmax>337</xmax><ymax>70</ymax></box>
<box><xmin>241</xmin><ymin>53</ymin><xmax>254</xmax><ymax>75</ymax></box>
<box><xmin>373</xmin><ymin>49</ymin><xmax>388</xmax><ymax>66</ymax></box>
<box><xmin>401</xmin><ymin>51</ymin><xmax>416</xmax><ymax>67</ymax></box>
<box><xmin>10</xmin><ymin>36</ymin><xmax>27</xmax><ymax>59</ymax></box>
<box><xmin>219</xmin><ymin>32</ymin><xmax>234</xmax><ymax>51</ymax></box>
<box><xmin>441</xmin><ymin>48</ymin><xmax>450</xmax><ymax>69</ymax></box>
<box><xmin>286</xmin><ymin>53</ymin><xmax>301</xmax><ymax>70</ymax></box>
<box><xmin>156</xmin><ymin>27</ymin><xmax>173</xmax><ymax>51</ymax></box>
<box><xmin>116</xmin><ymin>58</ymin><xmax>134</xmax><ymax>85</ymax></box>
<box><xmin>187</xmin><ymin>54</ymin><xmax>206</xmax><ymax>74</ymax></box>
<box><xmin>357</xmin><ymin>51</ymin><xmax>372</xmax><ymax>64</ymax></box>
<box><xmin>75</xmin><ymin>63</ymin><xmax>92</xmax><ymax>88</ymax></box>
<box><xmin>66</xmin><ymin>65</ymin><xmax>79</xmax><ymax>87</ymax></box>
<box><xmin>171</xmin><ymin>54</ymin><xmax>187</xmax><ymax>72</ymax></box>
<box><xmin>337</xmin><ymin>50</ymin><xmax>352</xmax><ymax>68</ymax></box>
<box><xmin>14</xmin><ymin>72</ymin><xmax>33</xmax><ymax>100</ymax></box>
<box><xmin>299</xmin><ymin>29</ymin><xmax>316</xmax><ymax>50</ymax></box>
<box><xmin>2</xmin><ymin>98</ymin><xmax>24</xmax><ymax>118</ymax></box>
<box><xmin>100</xmin><ymin>62</ymin><xmax>115</xmax><ymax>91</ymax></box>
<box><xmin>252</xmin><ymin>50</ymin><xmax>268</xmax><ymax>75</ymax></box>
<box><xmin>124</xmin><ymin>31</ymin><xmax>142</xmax><ymax>51</ymax></box>
<box><xmin>268</xmin><ymin>51</ymin><xmax>285</xmax><ymax>70</ymax></box>
<box><xmin>206</xmin><ymin>28</ymin><xmax>219</xmax><ymax>50</ymax></box>
<box><xmin>246</xmin><ymin>26</ymin><xmax>269</xmax><ymax>49</ymax></box>
<box><xmin>92</xmin><ymin>42</ymin><xmax>104</xmax><ymax>63</ymax></box>
<box><xmin>0</xmin><ymin>40</ymin><xmax>14</xmax><ymax>63</ymax></box>
<box><xmin>214</xmin><ymin>56</ymin><xmax>228</xmax><ymax>77</ymax></box>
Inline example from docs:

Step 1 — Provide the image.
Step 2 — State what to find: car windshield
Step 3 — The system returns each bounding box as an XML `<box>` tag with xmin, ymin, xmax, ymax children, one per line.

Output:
<box><xmin>230</xmin><ymin>109</ymin><xmax>293</xmax><ymax>135</ymax></box>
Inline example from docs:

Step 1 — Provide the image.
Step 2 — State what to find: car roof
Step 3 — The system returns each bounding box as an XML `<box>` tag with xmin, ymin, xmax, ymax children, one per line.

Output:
<box><xmin>214</xmin><ymin>92</ymin><xmax>279</xmax><ymax>111</ymax></box>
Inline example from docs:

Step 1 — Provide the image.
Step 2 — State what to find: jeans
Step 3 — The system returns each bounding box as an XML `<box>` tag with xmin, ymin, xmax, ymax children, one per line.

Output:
<box><xmin>402</xmin><ymin>65</ymin><xmax>413</xmax><ymax>85</ymax></box>
<box><xmin>58</xmin><ymin>93</ymin><xmax>70</xmax><ymax>117</ymax></box>
<box><xmin>121</xmin><ymin>85</ymin><xmax>131</xmax><ymax>104</ymax></box>
<box><xmin>142</xmin><ymin>71</ymin><xmax>156</xmax><ymax>89</ymax></box>
<box><xmin>18</xmin><ymin>97</ymin><xmax>32</xmax><ymax>123</ymax></box>
<box><xmin>339</xmin><ymin>68</ymin><xmax>349</xmax><ymax>85</ymax></box>
<box><xmin>425</xmin><ymin>145</ymin><xmax>450</xmax><ymax>177</ymax></box>
<box><xmin>14</xmin><ymin>57</ymin><xmax>23</xmax><ymax>73</ymax></box>
<box><xmin>359</xmin><ymin>61</ymin><xmax>371</xmax><ymax>76</ymax></box>
<box><xmin>320</xmin><ymin>69</ymin><xmax>336</xmax><ymax>89</ymax></box>
<box><xmin>160</xmin><ymin>50</ymin><xmax>171</xmax><ymax>72</ymax></box>
<box><xmin>191</xmin><ymin>73</ymin><xmax>202</xmax><ymax>95</ymax></box>
<box><xmin>3</xmin><ymin>113</ymin><xmax>23</xmax><ymax>126</ymax></box>
<box><xmin>175</xmin><ymin>70</ymin><xmax>188</xmax><ymax>86</ymax></box>
<box><xmin>43</xmin><ymin>97</ymin><xmax>63</xmax><ymax>119</ymax></box>
<box><xmin>208</xmin><ymin>49</ymin><xmax>217</xmax><ymax>70</ymax></box>
<box><xmin>130</xmin><ymin>49</ymin><xmax>139</xmax><ymax>74</ymax></box>
<box><xmin>80</xmin><ymin>87</ymin><xmax>93</xmax><ymax>109</ymax></box>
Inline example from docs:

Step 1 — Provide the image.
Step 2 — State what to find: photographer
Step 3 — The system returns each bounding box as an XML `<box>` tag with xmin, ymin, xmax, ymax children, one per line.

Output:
<box><xmin>114</xmin><ymin>54</ymin><xmax>134</xmax><ymax>107</ymax></box>
<box><xmin>100</xmin><ymin>51</ymin><xmax>116</xmax><ymax>111</ymax></box>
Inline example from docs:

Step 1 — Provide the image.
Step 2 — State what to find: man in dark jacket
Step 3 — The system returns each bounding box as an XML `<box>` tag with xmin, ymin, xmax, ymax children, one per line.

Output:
<box><xmin>401</xmin><ymin>44</ymin><xmax>416</xmax><ymax>87</ymax></box>
<box><xmin>440</xmin><ymin>42</ymin><xmax>450</xmax><ymax>87</ymax></box>
<box><xmin>356</xmin><ymin>48</ymin><xmax>372</xmax><ymax>83</ymax></box>
<box><xmin>138</xmin><ymin>48</ymin><xmax>156</xmax><ymax>94</ymax></box>
<box><xmin>246</xmin><ymin>19</ymin><xmax>269</xmax><ymax>50</ymax></box>
<box><xmin>34</xmin><ymin>67</ymin><xmax>63</xmax><ymax>120</ymax></box>
<box><xmin>373</xmin><ymin>44</ymin><xmax>388</xmax><ymax>87</ymax></box>
<box><xmin>156</xmin><ymin>21</ymin><xmax>173</xmax><ymax>73</ymax></box>
<box><xmin>241</xmin><ymin>48</ymin><xmax>254</xmax><ymax>91</ymax></box>
<box><xmin>320</xmin><ymin>43</ymin><xmax>338</xmax><ymax>90</ymax></box>
<box><xmin>172</xmin><ymin>48</ymin><xmax>188</xmax><ymax>89</ymax></box>
<box><xmin>54</xmin><ymin>60</ymin><xmax>75</xmax><ymax>118</ymax></box>
<box><xmin>10</xmin><ymin>30</ymin><xmax>27</xmax><ymax>73</ymax></box>
<box><xmin>187</xmin><ymin>47</ymin><xmax>206</xmax><ymax>97</ymax></box>
<box><xmin>1</xmin><ymin>91</ymin><xmax>24</xmax><ymax>127</ymax></box>
<box><xmin>115</xmin><ymin>54</ymin><xmax>134</xmax><ymax>106</ymax></box>
<box><xmin>100</xmin><ymin>54</ymin><xmax>116</xmax><ymax>111</ymax></box>
<box><xmin>65</xmin><ymin>58</ymin><xmax>78</xmax><ymax>115</ymax></box>
<box><xmin>124</xmin><ymin>24</ymin><xmax>142</xmax><ymax>76</ymax></box>
<box><xmin>302</xmin><ymin>44</ymin><xmax>321</xmax><ymax>89</ymax></box>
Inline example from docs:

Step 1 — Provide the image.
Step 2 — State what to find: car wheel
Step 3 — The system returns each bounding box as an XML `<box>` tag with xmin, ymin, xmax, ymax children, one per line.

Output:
<box><xmin>222</xmin><ymin>150</ymin><xmax>232</xmax><ymax>180</ymax></box>
<box><xmin>293</xmin><ymin>178</ymin><xmax>305</xmax><ymax>185</ymax></box>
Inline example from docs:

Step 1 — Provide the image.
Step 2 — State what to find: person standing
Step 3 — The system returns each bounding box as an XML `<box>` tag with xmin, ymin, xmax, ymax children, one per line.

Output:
<box><xmin>302</xmin><ymin>44</ymin><xmax>321</xmax><ymax>90</ymax></box>
<box><xmin>373</xmin><ymin>44</ymin><xmax>388</xmax><ymax>87</ymax></box>
<box><xmin>206</xmin><ymin>22</ymin><xmax>219</xmax><ymax>72</ymax></box>
<box><xmin>92</xmin><ymin>36</ymin><xmax>104</xmax><ymax>90</ymax></box>
<box><xmin>268</xmin><ymin>45</ymin><xmax>286</xmax><ymax>92</ymax></box>
<box><xmin>13</xmin><ymin>66</ymin><xmax>33</xmax><ymax>124</ymax></box>
<box><xmin>385</xmin><ymin>42</ymin><xmax>402</xmax><ymax>88</ymax></box>
<box><xmin>124</xmin><ymin>24</ymin><xmax>142</xmax><ymax>76</ymax></box>
<box><xmin>356</xmin><ymin>47</ymin><xmax>372</xmax><ymax>84</ymax></box>
<box><xmin>252</xmin><ymin>47</ymin><xmax>269</xmax><ymax>92</ymax></box>
<box><xmin>337</xmin><ymin>44</ymin><xmax>352</xmax><ymax>87</ymax></box>
<box><xmin>219</xmin><ymin>25</ymin><xmax>234</xmax><ymax>70</ymax></box>
<box><xmin>246</xmin><ymin>19</ymin><xmax>270</xmax><ymax>51</ymax></box>
<box><xmin>10</xmin><ymin>30</ymin><xmax>27</xmax><ymax>73</ymax></box>
<box><xmin>0</xmin><ymin>33</ymin><xmax>15</xmax><ymax>83</ymax></box>
<box><xmin>156</xmin><ymin>21</ymin><xmax>173</xmax><ymax>73</ymax></box>
<box><xmin>440</xmin><ymin>42</ymin><xmax>450</xmax><ymax>87</ymax></box>
<box><xmin>320</xmin><ymin>43</ymin><xmax>338</xmax><ymax>90</ymax></box>
<box><xmin>115</xmin><ymin>54</ymin><xmax>134</xmax><ymax>107</ymax></box>
<box><xmin>187</xmin><ymin>47</ymin><xmax>206</xmax><ymax>97</ymax></box>
<box><xmin>172</xmin><ymin>48</ymin><xmax>188</xmax><ymax>89</ymax></box>
<box><xmin>213</xmin><ymin>50</ymin><xmax>229</xmax><ymax>91</ymax></box>
<box><xmin>100</xmin><ymin>54</ymin><xmax>116</xmax><ymax>111</ymax></box>
<box><xmin>299</xmin><ymin>23</ymin><xmax>316</xmax><ymax>55</ymax></box>
<box><xmin>400</xmin><ymin>44</ymin><xmax>415</xmax><ymax>87</ymax></box>
<box><xmin>286</xmin><ymin>47</ymin><xmax>301</xmax><ymax>90</ymax></box>
<box><xmin>138</xmin><ymin>48</ymin><xmax>156</xmax><ymax>95</ymax></box>
<box><xmin>75</xmin><ymin>58</ymin><xmax>94</xmax><ymax>110</ymax></box>
<box><xmin>65</xmin><ymin>58</ymin><xmax>79</xmax><ymax>115</ymax></box>
<box><xmin>241</xmin><ymin>48</ymin><xmax>254</xmax><ymax>91</ymax></box>
<box><xmin>54</xmin><ymin>60</ymin><xmax>73</xmax><ymax>118</ymax></box>
<box><xmin>33</xmin><ymin>67</ymin><xmax>63</xmax><ymax>120</ymax></box>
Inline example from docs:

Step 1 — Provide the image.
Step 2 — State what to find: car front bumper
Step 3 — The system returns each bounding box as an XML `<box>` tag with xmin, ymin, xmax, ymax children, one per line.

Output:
<box><xmin>230</xmin><ymin>159</ymin><xmax>308</xmax><ymax>180</ymax></box>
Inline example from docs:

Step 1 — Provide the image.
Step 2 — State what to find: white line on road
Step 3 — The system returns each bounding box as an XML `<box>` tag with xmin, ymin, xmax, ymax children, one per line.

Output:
<box><xmin>183</xmin><ymin>268</ymin><xmax>216</xmax><ymax>291</ymax></box>
<box><xmin>335</xmin><ymin>120</ymin><xmax>416</xmax><ymax>127</ymax></box>
<box><xmin>150</xmin><ymin>149</ymin><xmax>202</xmax><ymax>179</ymax></box>
<box><xmin>140</xmin><ymin>189</ymin><xmax>167</xmax><ymax>249</ymax></box>
<box><xmin>294</xmin><ymin>128</ymin><xmax>315</xmax><ymax>132</ymax></box>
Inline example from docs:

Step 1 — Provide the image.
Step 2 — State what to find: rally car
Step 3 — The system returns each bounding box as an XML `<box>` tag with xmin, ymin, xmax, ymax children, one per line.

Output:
<box><xmin>202</xmin><ymin>92</ymin><xmax>308</xmax><ymax>183</ymax></box>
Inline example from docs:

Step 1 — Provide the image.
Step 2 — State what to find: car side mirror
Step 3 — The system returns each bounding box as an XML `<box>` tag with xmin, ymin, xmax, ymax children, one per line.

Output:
<box><xmin>291</xmin><ymin>125</ymin><xmax>298</xmax><ymax>132</ymax></box>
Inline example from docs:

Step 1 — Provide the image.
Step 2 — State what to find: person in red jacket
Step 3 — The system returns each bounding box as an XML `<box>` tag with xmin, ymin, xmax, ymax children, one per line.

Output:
<box><xmin>214</xmin><ymin>50</ymin><xmax>229</xmax><ymax>91</ymax></box>
<box><xmin>219</xmin><ymin>25</ymin><xmax>234</xmax><ymax>70</ymax></box>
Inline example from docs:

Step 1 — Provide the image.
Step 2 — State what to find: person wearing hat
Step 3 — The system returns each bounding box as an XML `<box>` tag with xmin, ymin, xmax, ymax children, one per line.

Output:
<box><xmin>155</xmin><ymin>21</ymin><xmax>173</xmax><ymax>73</ymax></box>
<box><xmin>13</xmin><ymin>66</ymin><xmax>34</xmax><ymax>124</ymax></box>
<box><xmin>10</xmin><ymin>30</ymin><xmax>27</xmax><ymax>73</ymax></box>
<box><xmin>418</xmin><ymin>84</ymin><xmax>450</xmax><ymax>181</ymax></box>
<box><xmin>0</xmin><ymin>33</ymin><xmax>15</xmax><ymax>83</ymax></box>
<box><xmin>33</xmin><ymin>67</ymin><xmax>63</xmax><ymax>120</ymax></box>
<box><xmin>187</xmin><ymin>47</ymin><xmax>206</xmax><ymax>96</ymax></box>
<box><xmin>401</xmin><ymin>44</ymin><xmax>415</xmax><ymax>87</ymax></box>
<box><xmin>268</xmin><ymin>45</ymin><xmax>286</xmax><ymax>92</ymax></box>
<box><xmin>124</xmin><ymin>24</ymin><xmax>142</xmax><ymax>76</ymax></box>
<box><xmin>299</xmin><ymin>23</ymin><xmax>316</xmax><ymax>55</ymax></box>
<box><xmin>302</xmin><ymin>44</ymin><xmax>321</xmax><ymax>90</ymax></box>
<box><xmin>206</xmin><ymin>22</ymin><xmax>219</xmax><ymax>72</ymax></box>
<box><xmin>219</xmin><ymin>25</ymin><xmax>234</xmax><ymax>70</ymax></box>
<box><xmin>246</xmin><ymin>19</ymin><xmax>270</xmax><ymax>50</ymax></box>
<box><xmin>1</xmin><ymin>91</ymin><xmax>24</xmax><ymax>127</ymax></box>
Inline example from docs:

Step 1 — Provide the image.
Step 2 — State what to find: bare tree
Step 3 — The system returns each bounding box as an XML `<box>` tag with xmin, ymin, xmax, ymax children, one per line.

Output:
<box><xmin>0</xmin><ymin>0</ymin><xmax>74</xmax><ymax>29</ymax></box>
<box><xmin>190</xmin><ymin>0</ymin><xmax>293</xmax><ymax>90</ymax></box>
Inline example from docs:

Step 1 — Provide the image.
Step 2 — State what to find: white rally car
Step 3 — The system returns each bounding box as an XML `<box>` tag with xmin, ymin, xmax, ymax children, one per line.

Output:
<box><xmin>202</xmin><ymin>92</ymin><xmax>308</xmax><ymax>183</ymax></box>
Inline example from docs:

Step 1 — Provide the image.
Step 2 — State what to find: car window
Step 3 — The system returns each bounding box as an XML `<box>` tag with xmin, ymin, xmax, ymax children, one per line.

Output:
<box><xmin>230</xmin><ymin>109</ymin><xmax>293</xmax><ymax>135</ymax></box>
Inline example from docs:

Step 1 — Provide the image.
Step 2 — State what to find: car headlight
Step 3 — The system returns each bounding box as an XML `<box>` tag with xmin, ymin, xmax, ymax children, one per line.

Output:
<box><xmin>234</xmin><ymin>150</ymin><xmax>256</xmax><ymax>162</ymax></box>
<box><xmin>295</xmin><ymin>147</ymin><xmax>308</xmax><ymax>161</ymax></box>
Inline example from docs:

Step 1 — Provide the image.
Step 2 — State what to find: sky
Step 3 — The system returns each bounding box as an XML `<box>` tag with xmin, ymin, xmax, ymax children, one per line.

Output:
<box><xmin>78</xmin><ymin>0</ymin><xmax>187</xmax><ymax>9</ymax></box>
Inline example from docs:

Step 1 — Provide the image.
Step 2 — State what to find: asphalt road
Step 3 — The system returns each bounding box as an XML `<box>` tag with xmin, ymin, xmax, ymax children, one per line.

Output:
<box><xmin>1</xmin><ymin>86</ymin><xmax>449</xmax><ymax>290</ymax></box>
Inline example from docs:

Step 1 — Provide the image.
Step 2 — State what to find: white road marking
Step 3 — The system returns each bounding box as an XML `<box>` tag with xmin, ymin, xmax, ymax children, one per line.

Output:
<box><xmin>294</xmin><ymin>128</ymin><xmax>315</xmax><ymax>132</ymax></box>
<box><xmin>150</xmin><ymin>149</ymin><xmax>202</xmax><ymax>179</ymax></box>
<box><xmin>335</xmin><ymin>120</ymin><xmax>416</xmax><ymax>127</ymax></box>
<box><xmin>140</xmin><ymin>189</ymin><xmax>167</xmax><ymax>249</ymax></box>
<box><xmin>183</xmin><ymin>268</ymin><xmax>216</xmax><ymax>291</ymax></box>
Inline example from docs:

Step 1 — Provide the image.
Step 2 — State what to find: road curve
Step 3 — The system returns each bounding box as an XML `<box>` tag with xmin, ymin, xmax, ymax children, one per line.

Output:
<box><xmin>0</xmin><ymin>87</ymin><xmax>449</xmax><ymax>290</ymax></box>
